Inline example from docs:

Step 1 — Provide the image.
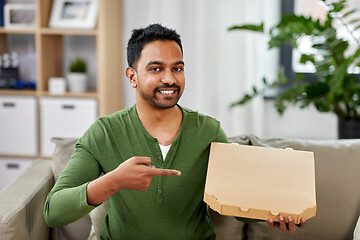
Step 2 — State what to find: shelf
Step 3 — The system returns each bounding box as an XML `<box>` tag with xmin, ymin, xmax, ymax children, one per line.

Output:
<box><xmin>40</xmin><ymin>28</ymin><xmax>98</xmax><ymax>36</ymax></box>
<box><xmin>40</xmin><ymin>89</ymin><xmax>98</xmax><ymax>98</ymax></box>
<box><xmin>0</xmin><ymin>89</ymin><xmax>37</xmax><ymax>96</ymax></box>
<box><xmin>0</xmin><ymin>89</ymin><xmax>98</xmax><ymax>98</ymax></box>
<box><xmin>0</xmin><ymin>27</ymin><xmax>97</xmax><ymax>36</ymax></box>
<box><xmin>0</xmin><ymin>154</ymin><xmax>41</xmax><ymax>159</ymax></box>
<box><xmin>0</xmin><ymin>0</ymin><xmax>123</xmax><ymax>159</ymax></box>
<box><xmin>0</xmin><ymin>27</ymin><xmax>37</xmax><ymax>34</ymax></box>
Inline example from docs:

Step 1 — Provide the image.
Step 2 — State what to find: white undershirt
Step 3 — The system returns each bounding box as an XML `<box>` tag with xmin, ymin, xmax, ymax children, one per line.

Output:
<box><xmin>159</xmin><ymin>144</ymin><xmax>171</xmax><ymax>160</ymax></box>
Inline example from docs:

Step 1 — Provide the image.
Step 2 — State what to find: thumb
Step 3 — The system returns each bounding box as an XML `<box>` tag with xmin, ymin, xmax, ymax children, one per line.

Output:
<box><xmin>132</xmin><ymin>157</ymin><xmax>151</xmax><ymax>167</ymax></box>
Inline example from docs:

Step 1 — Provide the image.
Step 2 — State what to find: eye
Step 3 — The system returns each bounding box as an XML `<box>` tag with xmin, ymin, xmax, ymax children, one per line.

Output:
<box><xmin>149</xmin><ymin>67</ymin><xmax>161</xmax><ymax>72</ymax></box>
<box><xmin>173</xmin><ymin>67</ymin><xmax>183</xmax><ymax>72</ymax></box>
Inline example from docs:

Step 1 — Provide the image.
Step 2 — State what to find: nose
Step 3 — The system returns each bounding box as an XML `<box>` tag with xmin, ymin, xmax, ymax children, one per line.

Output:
<box><xmin>161</xmin><ymin>69</ymin><xmax>176</xmax><ymax>85</ymax></box>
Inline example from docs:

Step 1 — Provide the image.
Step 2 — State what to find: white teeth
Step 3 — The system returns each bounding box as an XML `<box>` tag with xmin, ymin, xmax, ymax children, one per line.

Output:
<box><xmin>160</xmin><ymin>90</ymin><xmax>175</xmax><ymax>94</ymax></box>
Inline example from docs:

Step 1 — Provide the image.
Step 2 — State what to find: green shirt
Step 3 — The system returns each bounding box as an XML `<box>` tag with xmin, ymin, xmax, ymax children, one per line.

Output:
<box><xmin>44</xmin><ymin>105</ymin><xmax>229</xmax><ymax>240</ymax></box>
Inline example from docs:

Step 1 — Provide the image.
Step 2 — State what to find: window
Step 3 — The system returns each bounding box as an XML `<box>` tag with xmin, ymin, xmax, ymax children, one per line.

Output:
<box><xmin>281</xmin><ymin>0</ymin><xmax>360</xmax><ymax>81</ymax></box>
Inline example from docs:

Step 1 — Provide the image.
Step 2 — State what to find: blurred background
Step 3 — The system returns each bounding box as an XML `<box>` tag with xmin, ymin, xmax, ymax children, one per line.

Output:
<box><xmin>121</xmin><ymin>0</ymin><xmax>360</xmax><ymax>139</ymax></box>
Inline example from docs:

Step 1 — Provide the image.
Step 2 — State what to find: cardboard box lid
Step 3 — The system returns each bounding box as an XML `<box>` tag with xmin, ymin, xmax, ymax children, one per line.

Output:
<box><xmin>204</xmin><ymin>142</ymin><xmax>316</xmax><ymax>224</ymax></box>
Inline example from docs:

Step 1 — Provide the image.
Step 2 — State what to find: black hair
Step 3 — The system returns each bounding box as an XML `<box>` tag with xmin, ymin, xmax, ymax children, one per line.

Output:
<box><xmin>126</xmin><ymin>23</ymin><xmax>183</xmax><ymax>69</ymax></box>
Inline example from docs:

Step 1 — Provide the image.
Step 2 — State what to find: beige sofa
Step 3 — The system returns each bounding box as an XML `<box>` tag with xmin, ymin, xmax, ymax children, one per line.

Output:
<box><xmin>1</xmin><ymin>135</ymin><xmax>360</xmax><ymax>240</ymax></box>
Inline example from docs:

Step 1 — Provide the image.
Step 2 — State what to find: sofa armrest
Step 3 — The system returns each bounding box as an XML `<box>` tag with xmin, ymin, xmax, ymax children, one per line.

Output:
<box><xmin>0</xmin><ymin>159</ymin><xmax>53</xmax><ymax>240</ymax></box>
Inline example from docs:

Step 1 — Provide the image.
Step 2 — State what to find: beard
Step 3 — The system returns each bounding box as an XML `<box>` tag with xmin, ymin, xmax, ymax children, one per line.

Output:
<box><xmin>138</xmin><ymin>82</ymin><xmax>183</xmax><ymax>109</ymax></box>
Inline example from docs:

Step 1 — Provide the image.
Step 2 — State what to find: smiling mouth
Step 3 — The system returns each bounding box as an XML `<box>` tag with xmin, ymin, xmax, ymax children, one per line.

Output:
<box><xmin>159</xmin><ymin>90</ymin><xmax>175</xmax><ymax>94</ymax></box>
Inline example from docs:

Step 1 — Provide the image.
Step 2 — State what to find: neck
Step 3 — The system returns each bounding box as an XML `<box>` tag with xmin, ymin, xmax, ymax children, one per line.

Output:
<box><xmin>136</xmin><ymin>102</ymin><xmax>183</xmax><ymax>146</ymax></box>
<box><xmin>136</xmin><ymin>102</ymin><xmax>180</xmax><ymax>125</ymax></box>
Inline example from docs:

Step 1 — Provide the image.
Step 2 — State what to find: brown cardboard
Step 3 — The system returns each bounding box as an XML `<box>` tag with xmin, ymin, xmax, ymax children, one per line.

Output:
<box><xmin>204</xmin><ymin>142</ymin><xmax>316</xmax><ymax>224</ymax></box>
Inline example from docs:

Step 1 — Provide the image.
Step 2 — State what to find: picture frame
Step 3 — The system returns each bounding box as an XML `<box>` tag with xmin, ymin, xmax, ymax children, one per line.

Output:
<box><xmin>49</xmin><ymin>0</ymin><xmax>99</xmax><ymax>30</ymax></box>
<box><xmin>4</xmin><ymin>4</ymin><xmax>36</xmax><ymax>29</ymax></box>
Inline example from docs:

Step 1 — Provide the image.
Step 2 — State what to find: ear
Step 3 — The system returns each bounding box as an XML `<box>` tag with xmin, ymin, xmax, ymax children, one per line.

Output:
<box><xmin>126</xmin><ymin>67</ymin><xmax>137</xmax><ymax>88</ymax></box>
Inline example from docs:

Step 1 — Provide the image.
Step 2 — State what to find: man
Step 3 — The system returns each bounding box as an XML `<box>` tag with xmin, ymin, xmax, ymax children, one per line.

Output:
<box><xmin>44</xmin><ymin>23</ymin><xmax>305</xmax><ymax>239</ymax></box>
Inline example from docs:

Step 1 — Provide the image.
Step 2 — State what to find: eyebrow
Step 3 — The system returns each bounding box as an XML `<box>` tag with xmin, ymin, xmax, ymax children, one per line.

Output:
<box><xmin>145</xmin><ymin>61</ymin><xmax>185</xmax><ymax>68</ymax></box>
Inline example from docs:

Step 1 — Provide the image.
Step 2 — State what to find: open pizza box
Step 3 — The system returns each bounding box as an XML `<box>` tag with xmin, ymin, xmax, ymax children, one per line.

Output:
<box><xmin>204</xmin><ymin>142</ymin><xmax>316</xmax><ymax>224</ymax></box>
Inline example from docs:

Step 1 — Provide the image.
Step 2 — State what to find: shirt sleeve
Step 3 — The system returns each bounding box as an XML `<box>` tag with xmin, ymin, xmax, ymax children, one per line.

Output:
<box><xmin>235</xmin><ymin>217</ymin><xmax>263</xmax><ymax>223</ymax></box>
<box><xmin>44</xmin><ymin>120</ymin><xmax>104</xmax><ymax>227</ymax></box>
<box><xmin>214</xmin><ymin>123</ymin><xmax>229</xmax><ymax>143</ymax></box>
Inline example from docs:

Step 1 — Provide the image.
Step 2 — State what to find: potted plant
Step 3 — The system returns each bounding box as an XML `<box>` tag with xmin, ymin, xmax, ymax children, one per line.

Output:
<box><xmin>229</xmin><ymin>0</ymin><xmax>360</xmax><ymax>138</ymax></box>
<box><xmin>67</xmin><ymin>58</ymin><xmax>88</xmax><ymax>93</ymax></box>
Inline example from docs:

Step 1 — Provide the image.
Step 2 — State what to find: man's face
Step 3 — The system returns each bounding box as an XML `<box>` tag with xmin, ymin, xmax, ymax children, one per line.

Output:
<box><xmin>130</xmin><ymin>40</ymin><xmax>185</xmax><ymax>109</ymax></box>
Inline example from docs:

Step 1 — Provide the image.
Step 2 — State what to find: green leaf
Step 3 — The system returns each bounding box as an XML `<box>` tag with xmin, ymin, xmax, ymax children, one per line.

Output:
<box><xmin>328</xmin><ymin>62</ymin><xmax>348</xmax><ymax>96</ymax></box>
<box><xmin>342</xmin><ymin>75</ymin><xmax>357</xmax><ymax>91</ymax></box>
<box><xmin>328</xmin><ymin>39</ymin><xmax>349</xmax><ymax>63</ymax></box>
<box><xmin>305</xmin><ymin>82</ymin><xmax>330</xmax><ymax>99</ymax></box>
<box><xmin>300</xmin><ymin>54</ymin><xmax>315</xmax><ymax>64</ymax></box>
<box><xmin>347</xmin><ymin>48</ymin><xmax>360</xmax><ymax>65</ymax></box>
<box><xmin>70</xmin><ymin>58</ymin><xmax>86</xmax><ymax>72</ymax></box>
<box><xmin>231</xmin><ymin>94</ymin><xmax>254</xmax><ymax>107</ymax></box>
<box><xmin>252</xmin><ymin>86</ymin><xmax>258</xmax><ymax>94</ymax></box>
<box><xmin>354</xmin><ymin>25</ymin><xmax>360</xmax><ymax>31</ymax></box>
<box><xmin>331</xmin><ymin>0</ymin><xmax>346</xmax><ymax>13</ymax></box>
<box><xmin>300</xmin><ymin>100</ymin><xmax>311</xmax><ymax>108</ymax></box>
<box><xmin>314</xmin><ymin>100</ymin><xmax>331</xmax><ymax>112</ymax></box>
<box><xmin>348</xmin><ymin>18</ymin><xmax>360</xmax><ymax>25</ymax></box>
<box><xmin>312</xmin><ymin>43</ymin><xmax>327</xmax><ymax>50</ymax></box>
<box><xmin>342</xmin><ymin>8</ymin><xmax>357</xmax><ymax>18</ymax></box>
<box><xmin>276</xmin><ymin>72</ymin><xmax>289</xmax><ymax>84</ymax></box>
<box><xmin>228</xmin><ymin>23</ymin><xmax>264</xmax><ymax>32</ymax></box>
<box><xmin>295</xmin><ymin>74</ymin><xmax>305</xmax><ymax>81</ymax></box>
<box><xmin>262</xmin><ymin>77</ymin><xmax>268</xmax><ymax>85</ymax></box>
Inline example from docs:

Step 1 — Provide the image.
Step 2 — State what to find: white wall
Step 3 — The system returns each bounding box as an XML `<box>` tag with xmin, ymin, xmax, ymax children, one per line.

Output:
<box><xmin>262</xmin><ymin>100</ymin><xmax>337</xmax><ymax>139</ymax></box>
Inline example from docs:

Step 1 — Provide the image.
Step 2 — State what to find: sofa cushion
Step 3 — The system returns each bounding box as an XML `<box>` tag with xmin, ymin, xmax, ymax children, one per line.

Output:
<box><xmin>246</xmin><ymin>135</ymin><xmax>360</xmax><ymax>240</ymax></box>
<box><xmin>87</xmin><ymin>201</ymin><xmax>108</xmax><ymax>240</ymax></box>
<box><xmin>355</xmin><ymin>215</ymin><xmax>360</xmax><ymax>240</ymax></box>
<box><xmin>0</xmin><ymin>159</ymin><xmax>53</xmax><ymax>240</ymax></box>
<box><xmin>209</xmin><ymin>209</ymin><xmax>245</xmax><ymax>240</ymax></box>
<box><xmin>50</xmin><ymin>138</ymin><xmax>92</xmax><ymax>240</ymax></box>
<box><xmin>51</xmin><ymin>138</ymin><xmax>79</xmax><ymax>182</ymax></box>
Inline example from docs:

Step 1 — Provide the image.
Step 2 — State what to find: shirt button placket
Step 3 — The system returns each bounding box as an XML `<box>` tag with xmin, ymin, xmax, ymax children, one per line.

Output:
<box><xmin>157</xmin><ymin>189</ymin><xmax>163</xmax><ymax>202</ymax></box>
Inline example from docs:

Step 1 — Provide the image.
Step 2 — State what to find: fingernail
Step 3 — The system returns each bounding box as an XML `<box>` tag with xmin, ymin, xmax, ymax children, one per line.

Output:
<box><xmin>279</xmin><ymin>215</ymin><xmax>284</xmax><ymax>221</ymax></box>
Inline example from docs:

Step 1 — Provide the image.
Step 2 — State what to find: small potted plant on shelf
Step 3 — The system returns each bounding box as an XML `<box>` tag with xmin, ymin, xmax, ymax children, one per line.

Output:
<box><xmin>229</xmin><ymin>0</ymin><xmax>360</xmax><ymax>139</ymax></box>
<box><xmin>67</xmin><ymin>58</ymin><xmax>88</xmax><ymax>93</ymax></box>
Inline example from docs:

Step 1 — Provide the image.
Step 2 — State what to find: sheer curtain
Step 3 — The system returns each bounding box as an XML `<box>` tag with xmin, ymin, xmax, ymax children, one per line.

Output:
<box><xmin>122</xmin><ymin>0</ymin><xmax>280</xmax><ymax>137</ymax></box>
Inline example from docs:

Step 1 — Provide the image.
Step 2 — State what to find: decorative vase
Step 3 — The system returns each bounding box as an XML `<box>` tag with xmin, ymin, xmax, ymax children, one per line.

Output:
<box><xmin>338</xmin><ymin>117</ymin><xmax>360</xmax><ymax>139</ymax></box>
<box><xmin>67</xmin><ymin>73</ymin><xmax>88</xmax><ymax>93</ymax></box>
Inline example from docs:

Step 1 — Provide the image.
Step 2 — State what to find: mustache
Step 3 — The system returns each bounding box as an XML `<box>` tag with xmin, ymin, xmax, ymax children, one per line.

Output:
<box><xmin>153</xmin><ymin>83</ymin><xmax>181</xmax><ymax>92</ymax></box>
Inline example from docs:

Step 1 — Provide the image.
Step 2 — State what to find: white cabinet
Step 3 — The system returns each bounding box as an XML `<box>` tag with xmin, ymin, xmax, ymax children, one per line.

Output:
<box><xmin>0</xmin><ymin>96</ymin><xmax>38</xmax><ymax>156</ymax></box>
<box><xmin>0</xmin><ymin>158</ymin><xmax>34</xmax><ymax>191</ymax></box>
<box><xmin>40</xmin><ymin>97</ymin><xmax>98</xmax><ymax>157</ymax></box>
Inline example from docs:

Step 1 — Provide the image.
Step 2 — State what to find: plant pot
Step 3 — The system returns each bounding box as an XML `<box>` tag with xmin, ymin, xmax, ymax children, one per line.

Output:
<box><xmin>67</xmin><ymin>73</ymin><xmax>88</xmax><ymax>93</ymax></box>
<box><xmin>338</xmin><ymin>118</ymin><xmax>360</xmax><ymax>139</ymax></box>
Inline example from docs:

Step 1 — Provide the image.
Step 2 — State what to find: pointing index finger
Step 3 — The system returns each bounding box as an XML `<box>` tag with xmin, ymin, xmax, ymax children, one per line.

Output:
<box><xmin>148</xmin><ymin>167</ymin><xmax>181</xmax><ymax>176</ymax></box>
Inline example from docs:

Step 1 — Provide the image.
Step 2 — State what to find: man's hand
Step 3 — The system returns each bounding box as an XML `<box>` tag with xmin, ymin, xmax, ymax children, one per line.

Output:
<box><xmin>86</xmin><ymin>157</ymin><xmax>181</xmax><ymax>206</ymax></box>
<box><xmin>266</xmin><ymin>215</ymin><xmax>306</xmax><ymax>233</ymax></box>
<box><xmin>110</xmin><ymin>157</ymin><xmax>181</xmax><ymax>191</ymax></box>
